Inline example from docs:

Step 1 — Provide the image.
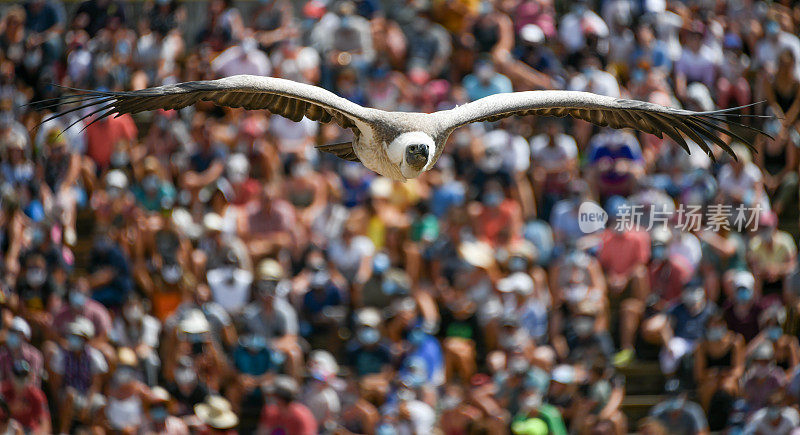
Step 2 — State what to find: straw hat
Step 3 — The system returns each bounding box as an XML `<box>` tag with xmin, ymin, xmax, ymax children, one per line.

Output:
<box><xmin>117</xmin><ymin>347</ymin><xmax>138</xmax><ymax>367</ymax></box>
<box><xmin>194</xmin><ymin>396</ymin><xmax>238</xmax><ymax>429</ymax></box>
<box><xmin>257</xmin><ymin>259</ymin><xmax>284</xmax><ymax>281</ymax></box>
<box><xmin>497</xmin><ymin>272</ymin><xmax>535</xmax><ymax>295</ymax></box>
<box><xmin>9</xmin><ymin>317</ymin><xmax>31</xmax><ymax>340</ymax></box>
<box><xmin>150</xmin><ymin>386</ymin><xmax>170</xmax><ymax>404</ymax></box>
<box><xmin>458</xmin><ymin>240</ymin><xmax>495</xmax><ymax>269</ymax></box>
<box><xmin>67</xmin><ymin>317</ymin><xmax>95</xmax><ymax>340</ymax></box>
<box><xmin>179</xmin><ymin>309</ymin><xmax>210</xmax><ymax>335</ymax></box>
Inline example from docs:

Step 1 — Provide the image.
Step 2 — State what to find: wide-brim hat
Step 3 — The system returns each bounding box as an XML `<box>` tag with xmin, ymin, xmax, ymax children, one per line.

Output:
<box><xmin>179</xmin><ymin>309</ymin><xmax>210</xmax><ymax>335</ymax></box>
<box><xmin>459</xmin><ymin>240</ymin><xmax>495</xmax><ymax>269</ymax></box>
<box><xmin>194</xmin><ymin>395</ymin><xmax>238</xmax><ymax>429</ymax></box>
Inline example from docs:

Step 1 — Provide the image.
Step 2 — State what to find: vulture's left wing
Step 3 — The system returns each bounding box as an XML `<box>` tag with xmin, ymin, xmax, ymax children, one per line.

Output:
<box><xmin>435</xmin><ymin>90</ymin><xmax>770</xmax><ymax>160</ymax></box>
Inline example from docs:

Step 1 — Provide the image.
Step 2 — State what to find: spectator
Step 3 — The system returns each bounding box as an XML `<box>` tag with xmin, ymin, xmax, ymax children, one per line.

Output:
<box><xmin>748</xmin><ymin>211</ymin><xmax>796</xmax><ymax>305</ymax></box>
<box><xmin>743</xmin><ymin>391</ymin><xmax>799</xmax><ymax>434</ymax></box>
<box><xmin>104</xmin><ymin>347</ymin><xmax>150</xmax><ymax>433</ymax></box>
<box><xmin>211</xmin><ymin>36</ymin><xmax>272</xmax><ymax>78</ymax></box>
<box><xmin>87</xmin><ymin>230</ymin><xmax>134</xmax><ymax>308</ymax></box>
<box><xmin>723</xmin><ymin>271</ymin><xmax>763</xmax><ymax>342</ymax></box>
<box><xmin>0</xmin><ymin>360</ymin><xmax>50</xmax><ymax>434</ymax></box>
<box><xmin>742</xmin><ymin>342</ymin><xmax>786</xmax><ymax>412</ymax></box>
<box><xmin>656</xmin><ymin>284</ymin><xmax>716</xmax><ymax>376</ymax></box>
<box><xmin>257</xmin><ymin>375</ymin><xmax>317</xmax><ymax>435</ymax></box>
<box><xmin>2</xmin><ymin>0</ymin><xmax>800</xmax><ymax>432</ymax></box>
<box><xmin>141</xmin><ymin>386</ymin><xmax>189</xmax><ymax>434</ymax></box>
<box><xmin>462</xmin><ymin>59</ymin><xmax>513</xmax><ymax>101</ymax></box>
<box><xmin>649</xmin><ymin>379</ymin><xmax>709</xmax><ymax>435</ymax></box>
<box><xmin>109</xmin><ymin>293</ymin><xmax>161</xmax><ymax>386</ymax></box>
<box><xmin>242</xmin><ymin>262</ymin><xmax>303</xmax><ymax>378</ymax></box>
<box><xmin>0</xmin><ymin>317</ymin><xmax>44</xmax><ymax>387</ymax></box>
<box><xmin>674</xmin><ymin>21</ymin><xmax>717</xmax><ymax>100</ymax></box>
<box><xmin>194</xmin><ymin>395</ymin><xmax>239</xmax><ymax>434</ymax></box>
<box><xmin>529</xmin><ymin>120</ymin><xmax>578</xmax><ymax>220</ymax></box>
<box><xmin>48</xmin><ymin>317</ymin><xmax>108</xmax><ymax>434</ymax></box>
<box><xmin>693</xmin><ymin>312</ymin><xmax>744</xmax><ymax>427</ymax></box>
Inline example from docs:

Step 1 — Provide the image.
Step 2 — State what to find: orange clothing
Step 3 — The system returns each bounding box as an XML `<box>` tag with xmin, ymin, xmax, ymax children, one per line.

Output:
<box><xmin>598</xmin><ymin>229</ymin><xmax>651</xmax><ymax>275</ymax></box>
<box><xmin>476</xmin><ymin>200</ymin><xmax>521</xmax><ymax>247</ymax></box>
<box><xmin>85</xmin><ymin>114</ymin><xmax>138</xmax><ymax>168</ymax></box>
<box><xmin>152</xmin><ymin>291</ymin><xmax>182</xmax><ymax>321</ymax></box>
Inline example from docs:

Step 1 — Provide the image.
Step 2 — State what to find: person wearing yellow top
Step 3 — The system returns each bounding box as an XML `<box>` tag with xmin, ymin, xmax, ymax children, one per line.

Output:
<box><xmin>748</xmin><ymin>213</ymin><xmax>797</xmax><ymax>305</ymax></box>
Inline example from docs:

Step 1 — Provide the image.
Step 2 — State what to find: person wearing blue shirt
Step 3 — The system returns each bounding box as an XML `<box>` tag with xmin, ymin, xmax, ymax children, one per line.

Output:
<box><xmin>401</xmin><ymin>325</ymin><xmax>445</xmax><ymax>386</ymax></box>
<box><xmin>429</xmin><ymin>161</ymin><xmax>465</xmax><ymax>218</ymax></box>
<box><xmin>587</xmin><ymin>130</ymin><xmax>644</xmax><ymax>199</ymax></box>
<box><xmin>462</xmin><ymin>60</ymin><xmax>513</xmax><ymax>101</ymax></box>
<box><xmin>346</xmin><ymin>326</ymin><xmax>393</xmax><ymax>377</ymax></box>
<box><xmin>230</xmin><ymin>333</ymin><xmax>283</xmax><ymax>420</ymax></box>
<box><xmin>300</xmin><ymin>270</ymin><xmax>345</xmax><ymax>344</ymax></box>
<box><xmin>659</xmin><ymin>284</ymin><xmax>716</xmax><ymax>376</ymax></box>
<box><xmin>89</xmin><ymin>232</ymin><xmax>133</xmax><ymax>308</ymax></box>
<box><xmin>630</xmin><ymin>24</ymin><xmax>671</xmax><ymax>81</ymax></box>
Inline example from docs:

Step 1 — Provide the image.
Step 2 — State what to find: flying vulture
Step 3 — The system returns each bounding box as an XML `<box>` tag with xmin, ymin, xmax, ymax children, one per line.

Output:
<box><xmin>38</xmin><ymin>75</ymin><xmax>768</xmax><ymax>180</ymax></box>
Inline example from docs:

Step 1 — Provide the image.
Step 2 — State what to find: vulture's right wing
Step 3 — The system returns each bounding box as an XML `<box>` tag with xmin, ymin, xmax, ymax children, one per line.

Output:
<box><xmin>37</xmin><ymin>75</ymin><xmax>377</xmax><ymax>161</ymax></box>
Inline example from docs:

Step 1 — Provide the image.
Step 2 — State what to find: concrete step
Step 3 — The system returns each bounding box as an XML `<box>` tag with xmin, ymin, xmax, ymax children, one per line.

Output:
<box><xmin>617</xmin><ymin>361</ymin><xmax>665</xmax><ymax>396</ymax></box>
<box><xmin>621</xmin><ymin>394</ymin><xmax>665</xmax><ymax>425</ymax></box>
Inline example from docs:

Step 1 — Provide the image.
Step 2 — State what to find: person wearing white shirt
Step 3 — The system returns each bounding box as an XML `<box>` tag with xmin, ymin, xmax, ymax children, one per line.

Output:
<box><xmin>559</xmin><ymin>0</ymin><xmax>609</xmax><ymax>54</ymax></box>
<box><xmin>211</xmin><ymin>37</ymin><xmax>271</xmax><ymax>78</ymax></box>
<box><xmin>744</xmin><ymin>404</ymin><xmax>800</xmax><ymax>435</ymax></box>
<box><xmin>481</xmin><ymin>128</ymin><xmax>530</xmax><ymax>174</ymax></box>
<box><xmin>207</xmin><ymin>251</ymin><xmax>253</xmax><ymax>314</ymax></box>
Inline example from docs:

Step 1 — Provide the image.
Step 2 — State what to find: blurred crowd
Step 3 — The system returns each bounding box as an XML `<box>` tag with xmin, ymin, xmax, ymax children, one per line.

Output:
<box><xmin>1</xmin><ymin>0</ymin><xmax>800</xmax><ymax>433</ymax></box>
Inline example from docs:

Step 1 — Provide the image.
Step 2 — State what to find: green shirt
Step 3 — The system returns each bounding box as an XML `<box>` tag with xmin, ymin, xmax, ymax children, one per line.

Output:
<box><xmin>511</xmin><ymin>404</ymin><xmax>568</xmax><ymax>435</ymax></box>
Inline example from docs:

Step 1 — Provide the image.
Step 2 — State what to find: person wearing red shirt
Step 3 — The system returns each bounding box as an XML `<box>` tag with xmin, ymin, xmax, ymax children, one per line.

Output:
<box><xmin>473</xmin><ymin>180</ymin><xmax>523</xmax><ymax>248</ymax></box>
<box><xmin>597</xmin><ymin>202</ymin><xmax>651</xmax><ymax>366</ymax></box>
<box><xmin>85</xmin><ymin>113</ymin><xmax>137</xmax><ymax>170</ymax></box>
<box><xmin>613</xmin><ymin>227</ymin><xmax>693</xmax><ymax>366</ymax></box>
<box><xmin>598</xmin><ymin>226</ymin><xmax>650</xmax><ymax>295</ymax></box>
<box><xmin>258</xmin><ymin>376</ymin><xmax>317</xmax><ymax>435</ymax></box>
<box><xmin>1</xmin><ymin>360</ymin><xmax>50</xmax><ymax>435</ymax></box>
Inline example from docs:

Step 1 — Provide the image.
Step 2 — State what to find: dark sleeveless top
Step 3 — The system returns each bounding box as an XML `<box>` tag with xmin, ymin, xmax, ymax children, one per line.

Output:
<box><xmin>776</xmin><ymin>354</ymin><xmax>792</xmax><ymax>370</ymax></box>
<box><xmin>706</xmin><ymin>345</ymin><xmax>733</xmax><ymax>368</ymax></box>
<box><xmin>775</xmin><ymin>81</ymin><xmax>799</xmax><ymax>113</ymax></box>
<box><xmin>764</xmin><ymin>144</ymin><xmax>788</xmax><ymax>176</ymax></box>
<box><xmin>472</xmin><ymin>18</ymin><xmax>500</xmax><ymax>53</ymax></box>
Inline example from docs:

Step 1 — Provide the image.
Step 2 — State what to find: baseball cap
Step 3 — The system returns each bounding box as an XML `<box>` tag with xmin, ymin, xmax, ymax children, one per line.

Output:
<box><xmin>179</xmin><ymin>309</ymin><xmax>210</xmax><ymax>334</ymax></box>
<box><xmin>9</xmin><ymin>317</ymin><xmax>31</xmax><ymax>340</ymax></box>
<box><xmin>11</xmin><ymin>360</ymin><xmax>29</xmax><ymax>378</ymax></box>
<box><xmin>355</xmin><ymin>307</ymin><xmax>382</xmax><ymax>328</ymax></box>
<box><xmin>733</xmin><ymin>270</ymin><xmax>755</xmax><ymax>291</ymax></box>
<box><xmin>257</xmin><ymin>259</ymin><xmax>284</xmax><ymax>281</ymax></box>
<box><xmin>497</xmin><ymin>272</ymin><xmax>535</xmax><ymax>295</ymax></box>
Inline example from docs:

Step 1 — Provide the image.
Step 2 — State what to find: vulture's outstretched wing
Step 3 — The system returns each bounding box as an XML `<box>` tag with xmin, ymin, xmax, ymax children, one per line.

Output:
<box><xmin>435</xmin><ymin>91</ymin><xmax>770</xmax><ymax>160</ymax></box>
<box><xmin>36</xmin><ymin>75</ymin><xmax>375</xmax><ymax>161</ymax></box>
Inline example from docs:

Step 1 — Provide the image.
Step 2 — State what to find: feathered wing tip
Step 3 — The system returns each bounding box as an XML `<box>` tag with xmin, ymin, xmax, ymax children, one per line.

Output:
<box><xmin>27</xmin><ymin>77</ymin><xmax>372</xmax><ymax>136</ymax></box>
<box><xmin>27</xmin><ymin>88</ymin><xmax>121</xmax><ymax>134</ymax></box>
<box><xmin>668</xmin><ymin>102</ymin><xmax>773</xmax><ymax>162</ymax></box>
<box><xmin>440</xmin><ymin>91</ymin><xmax>775</xmax><ymax>163</ymax></box>
<box><xmin>576</xmin><ymin>99</ymin><xmax>772</xmax><ymax>162</ymax></box>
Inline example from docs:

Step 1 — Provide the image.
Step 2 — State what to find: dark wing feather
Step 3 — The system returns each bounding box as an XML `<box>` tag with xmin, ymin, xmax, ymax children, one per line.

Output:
<box><xmin>38</xmin><ymin>75</ymin><xmax>375</xmax><ymax>134</ymax></box>
<box><xmin>436</xmin><ymin>91</ymin><xmax>771</xmax><ymax>160</ymax></box>
<box><xmin>316</xmin><ymin>141</ymin><xmax>360</xmax><ymax>162</ymax></box>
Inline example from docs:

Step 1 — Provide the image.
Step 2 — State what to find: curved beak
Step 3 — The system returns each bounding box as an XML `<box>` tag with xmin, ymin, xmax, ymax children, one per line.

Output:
<box><xmin>405</xmin><ymin>144</ymin><xmax>429</xmax><ymax>171</ymax></box>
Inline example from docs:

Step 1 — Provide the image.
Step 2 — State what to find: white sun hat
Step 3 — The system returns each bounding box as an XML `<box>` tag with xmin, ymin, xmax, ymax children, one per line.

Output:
<box><xmin>497</xmin><ymin>272</ymin><xmax>535</xmax><ymax>295</ymax></box>
<box><xmin>194</xmin><ymin>395</ymin><xmax>238</xmax><ymax>429</ymax></box>
<box><xmin>179</xmin><ymin>309</ymin><xmax>210</xmax><ymax>335</ymax></box>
